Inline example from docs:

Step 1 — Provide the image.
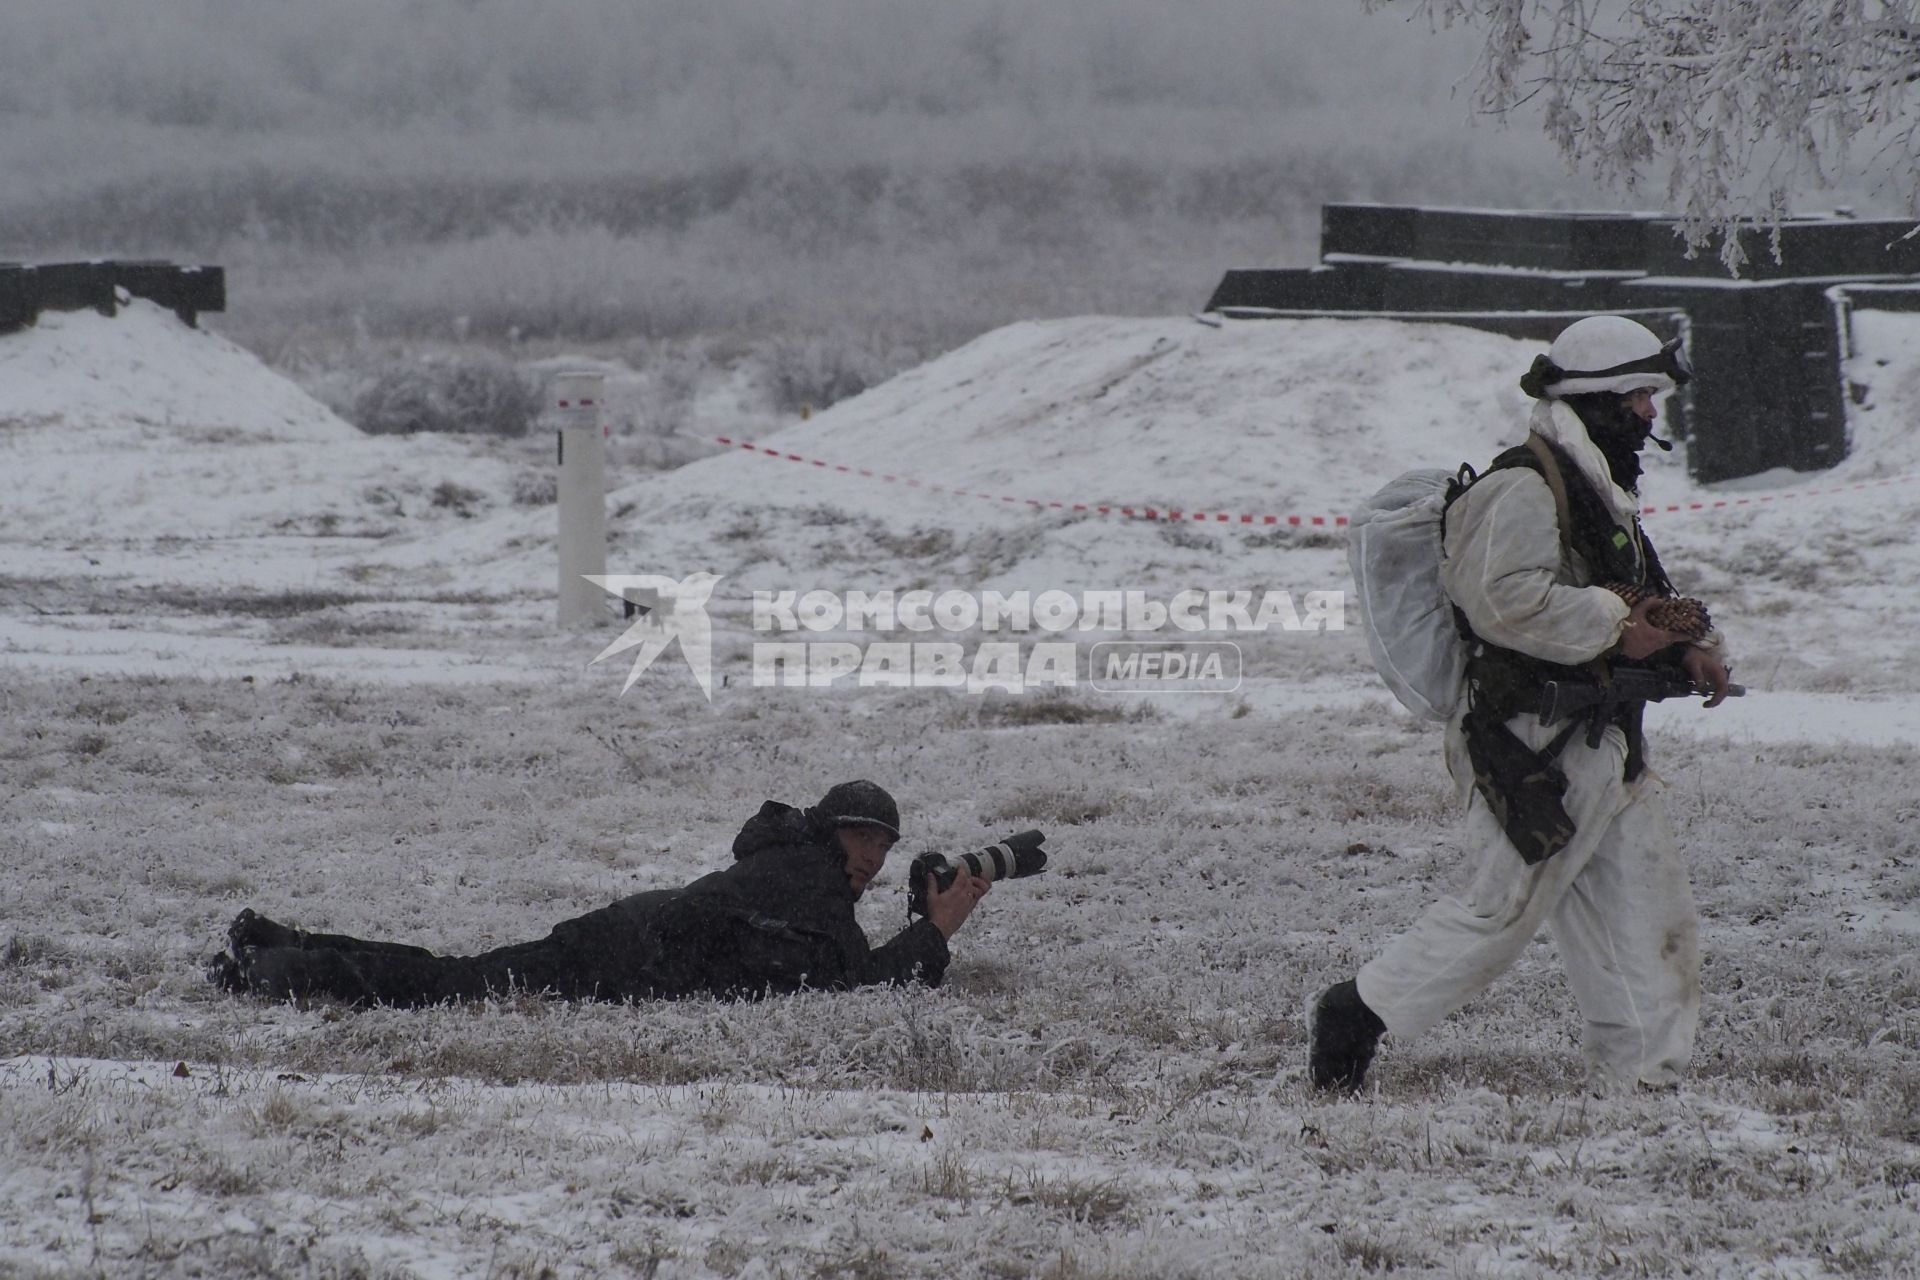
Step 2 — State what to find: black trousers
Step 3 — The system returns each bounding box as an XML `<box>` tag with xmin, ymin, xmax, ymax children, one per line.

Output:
<box><xmin>241</xmin><ymin>934</ymin><xmax>610</xmax><ymax>1006</ymax></box>
<box><xmin>237</xmin><ymin>892</ymin><xmax>727</xmax><ymax>1007</ymax></box>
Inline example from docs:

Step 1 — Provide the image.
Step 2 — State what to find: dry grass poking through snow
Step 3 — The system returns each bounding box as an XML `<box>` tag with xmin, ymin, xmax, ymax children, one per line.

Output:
<box><xmin>4</xmin><ymin>675</ymin><xmax>1920</xmax><ymax>1277</ymax></box>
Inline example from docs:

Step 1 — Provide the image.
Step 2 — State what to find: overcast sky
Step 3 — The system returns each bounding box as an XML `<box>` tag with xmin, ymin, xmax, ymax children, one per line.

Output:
<box><xmin>0</xmin><ymin>1</ymin><xmax>1537</xmax><ymax>180</ymax></box>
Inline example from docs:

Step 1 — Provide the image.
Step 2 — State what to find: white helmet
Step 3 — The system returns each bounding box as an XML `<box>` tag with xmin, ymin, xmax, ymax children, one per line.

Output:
<box><xmin>1521</xmin><ymin>316</ymin><xmax>1692</xmax><ymax>400</ymax></box>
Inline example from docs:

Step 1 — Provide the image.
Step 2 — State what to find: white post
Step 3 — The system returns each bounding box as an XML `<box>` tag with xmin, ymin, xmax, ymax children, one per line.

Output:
<box><xmin>553</xmin><ymin>371</ymin><xmax>608</xmax><ymax>626</ymax></box>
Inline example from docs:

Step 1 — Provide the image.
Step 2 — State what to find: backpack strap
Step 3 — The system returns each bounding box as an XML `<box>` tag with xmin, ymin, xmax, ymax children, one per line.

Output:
<box><xmin>1519</xmin><ymin>431</ymin><xmax>1618</xmax><ymax>686</ymax></box>
<box><xmin>1521</xmin><ymin>432</ymin><xmax>1578</xmax><ymax>574</ymax></box>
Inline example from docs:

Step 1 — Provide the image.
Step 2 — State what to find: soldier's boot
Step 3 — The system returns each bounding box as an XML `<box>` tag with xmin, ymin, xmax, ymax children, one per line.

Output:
<box><xmin>1309</xmin><ymin>979</ymin><xmax>1387</xmax><ymax>1093</ymax></box>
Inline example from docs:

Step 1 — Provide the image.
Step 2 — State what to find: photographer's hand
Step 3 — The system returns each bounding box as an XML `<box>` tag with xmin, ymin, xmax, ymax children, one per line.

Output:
<box><xmin>925</xmin><ymin>872</ymin><xmax>991</xmax><ymax>940</ymax></box>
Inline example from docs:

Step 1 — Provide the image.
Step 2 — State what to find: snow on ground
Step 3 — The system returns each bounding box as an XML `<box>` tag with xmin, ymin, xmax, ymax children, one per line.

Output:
<box><xmin>5</xmin><ymin>674</ymin><xmax>1919</xmax><ymax>1279</ymax></box>
<box><xmin>4</xmin><ymin>302</ymin><xmax>1920</xmax><ymax>1278</ymax></box>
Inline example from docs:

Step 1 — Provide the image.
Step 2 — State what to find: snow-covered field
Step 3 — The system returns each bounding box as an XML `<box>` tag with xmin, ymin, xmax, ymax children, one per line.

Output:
<box><xmin>4</xmin><ymin>304</ymin><xmax>1920</xmax><ymax>1277</ymax></box>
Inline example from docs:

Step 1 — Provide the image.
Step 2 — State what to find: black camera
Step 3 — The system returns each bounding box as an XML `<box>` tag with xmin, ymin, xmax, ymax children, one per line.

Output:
<box><xmin>907</xmin><ymin>829</ymin><xmax>1049</xmax><ymax>918</ymax></box>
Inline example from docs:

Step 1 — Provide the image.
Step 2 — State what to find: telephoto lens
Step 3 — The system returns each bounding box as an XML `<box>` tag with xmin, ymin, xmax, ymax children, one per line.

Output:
<box><xmin>907</xmin><ymin>830</ymin><xmax>1048</xmax><ymax>918</ymax></box>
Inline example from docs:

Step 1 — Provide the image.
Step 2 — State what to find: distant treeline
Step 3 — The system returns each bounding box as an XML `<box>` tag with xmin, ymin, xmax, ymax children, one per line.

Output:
<box><xmin>3</xmin><ymin>0</ymin><xmax>1432</xmax><ymax>139</ymax></box>
<box><xmin>9</xmin><ymin>160</ymin><xmax>1368</xmax><ymax>254</ymax></box>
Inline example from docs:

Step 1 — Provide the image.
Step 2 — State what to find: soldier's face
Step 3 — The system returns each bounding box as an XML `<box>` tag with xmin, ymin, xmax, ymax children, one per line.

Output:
<box><xmin>837</xmin><ymin>826</ymin><xmax>896</xmax><ymax>897</ymax></box>
<box><xmin>1623</xmin><ymin>388</ymin><xmax>1660</xmax><ymax>424</ymax></box>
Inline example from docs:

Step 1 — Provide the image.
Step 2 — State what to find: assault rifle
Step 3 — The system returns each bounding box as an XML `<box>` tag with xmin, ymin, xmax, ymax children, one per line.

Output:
<box><xmin>1539</xmin><ymin>669</ymin><xmax>1745</xmax><ymax>746</ymax></box>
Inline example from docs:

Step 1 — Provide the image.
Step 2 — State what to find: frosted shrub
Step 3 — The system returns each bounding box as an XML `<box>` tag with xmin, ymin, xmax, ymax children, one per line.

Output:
<box><xmin>512</xmin><ymin>471</ymin><xmax>559</xmax><ymax>506</ymax></box>
<box><xmin>351</xmin><ymin>355</ymin><xmax>541</xmax><ymax>437</ymax></box>
<box><xmin>762</xmin><ymin>335</ymin><xmax>901</xmax><ymax>417</ymax></box>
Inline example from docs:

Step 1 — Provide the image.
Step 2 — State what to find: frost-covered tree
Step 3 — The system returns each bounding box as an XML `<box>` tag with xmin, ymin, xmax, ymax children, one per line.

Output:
<box><xmin>1371</xmin><ymin>0</ymin><xmax>1920</xmax><ymax>269</ymax></box>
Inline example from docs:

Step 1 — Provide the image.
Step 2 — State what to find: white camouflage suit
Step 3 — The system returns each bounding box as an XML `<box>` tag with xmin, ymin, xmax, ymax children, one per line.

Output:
<box><xmin>1355</xmin><ymin>399</ymin><xmax>1713</xmax><ymax>1093</ymax></box>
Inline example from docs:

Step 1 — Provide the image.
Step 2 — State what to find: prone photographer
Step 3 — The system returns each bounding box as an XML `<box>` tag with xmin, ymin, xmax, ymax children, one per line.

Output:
<box><xmin>208</xmin><ymin>781</ymin><xmax>1034</xmax><ymax>1008</ymax></box>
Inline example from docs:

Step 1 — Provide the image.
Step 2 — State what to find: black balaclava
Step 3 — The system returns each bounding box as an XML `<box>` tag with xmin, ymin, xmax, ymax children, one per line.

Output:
<box><xmin>1560</xmin><ymin>392</ymin><xmax>1653</xmax><ymax>494</ymax></box>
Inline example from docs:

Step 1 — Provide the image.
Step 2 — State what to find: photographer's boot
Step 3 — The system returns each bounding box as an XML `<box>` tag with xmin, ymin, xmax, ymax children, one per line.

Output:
<box><xmin>1309</xmin><ymin>979</ymin><xmax>1386</xmax><ymax>1092</ymax></box>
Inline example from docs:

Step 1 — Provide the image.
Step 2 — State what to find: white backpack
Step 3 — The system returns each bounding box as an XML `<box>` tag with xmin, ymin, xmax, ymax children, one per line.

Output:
<box><xmin>1348</xmin><ymin>436</ymin><xmax>1575</xmax><ymax>722</ymax></box>
<box><xmin>1347</xmin><ymin>470</ymin><xmax>1468</xmax><ymax>722</ymax></box>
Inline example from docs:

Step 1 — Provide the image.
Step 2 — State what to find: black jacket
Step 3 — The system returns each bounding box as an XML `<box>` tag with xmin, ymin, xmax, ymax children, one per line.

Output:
<box><xmin>547</xmin><ymin>800</ymin><xmax>951</xmax><ymax>1000</ymax></box>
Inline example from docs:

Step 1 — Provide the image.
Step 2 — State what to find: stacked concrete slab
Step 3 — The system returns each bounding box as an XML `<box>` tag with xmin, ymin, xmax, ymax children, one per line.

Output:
<box><xmin>0</xmin><ymin>261</ymin><xmax>226</xmax><ymax>334</ymax></box>
<box><xmin>1206</xmin><ymin>205</ymin><xmax>1920</xmax><ymax>481</ymax></box>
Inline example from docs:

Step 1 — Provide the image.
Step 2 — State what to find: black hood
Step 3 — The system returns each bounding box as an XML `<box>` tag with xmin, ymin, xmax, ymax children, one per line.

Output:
<box><xmin>731</xmin><ymin>800</ymin><xmax>831</xmax><ymax>861</ymax></box>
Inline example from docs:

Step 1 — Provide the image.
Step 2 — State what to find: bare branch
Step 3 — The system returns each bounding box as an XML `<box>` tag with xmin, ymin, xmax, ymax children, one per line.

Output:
<box><xmin>1368</xmin><ymin>0</ymin><xmax>1920</xmax><ymax>269</ymax></box>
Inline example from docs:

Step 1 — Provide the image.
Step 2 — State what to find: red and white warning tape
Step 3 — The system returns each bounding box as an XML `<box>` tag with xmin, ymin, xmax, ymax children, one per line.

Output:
<box><xmin>714</xmin><ymin>437</ymin><xmax>1347</xmax><ymax>527</ymax></box>
<box><xmin>716</xmin><ymin>436</ymin><xmax>1918</xmax><ymax>525</ymax></box>
<box><xmin>1637</xmin><ymin>472</ymin><xmax>1918</xmax><ymax>515</ymax></box>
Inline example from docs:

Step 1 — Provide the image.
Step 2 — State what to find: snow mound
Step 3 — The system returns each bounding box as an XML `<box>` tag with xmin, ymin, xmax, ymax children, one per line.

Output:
<box><xmin>375</xmin><ymin>315</ymin><xmax>1568</xmax><ymax>596</ymax></box>
<box><xmin>627</xmin><ymin>315</ymin><xmax>1562</xmax><ymax>525</ymax></box>
<box><xmin>433</xmin><ymin>315</ymin><xmax>1630</xmax><ymax>596</ymax></box>
<box><xmin>0</xmin><ymin>300</ymin><xmax>522</xmax><ymax>545</ymax></box>
<box><xmin>627</xmin><ymin>309</ymin><xmax>1920</xmax><ymax>536</ymax></box>
<box><xmin>391</xmin><ymin>313</ymin><xmax>1742</xmax><ymax>597</ymax></box>
<box><xmin>0</xmin><ymin>298</ymin><xmax>356</xmax><ymax>442</ymax></box>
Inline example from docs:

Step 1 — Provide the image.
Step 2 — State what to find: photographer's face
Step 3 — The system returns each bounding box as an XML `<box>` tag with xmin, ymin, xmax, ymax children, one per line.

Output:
<box><xmin>836</xmin><ymin>825</ymin><xmax>896</xmax><ymax>897</ymax></box>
